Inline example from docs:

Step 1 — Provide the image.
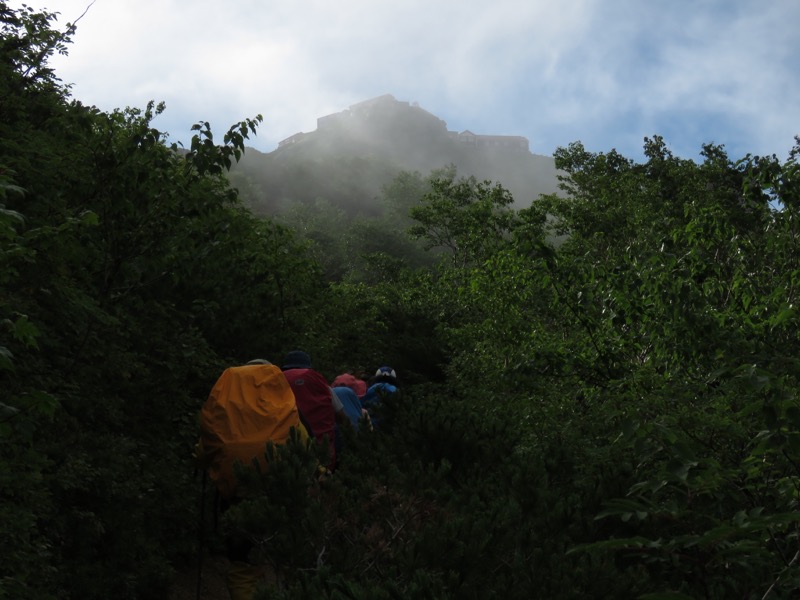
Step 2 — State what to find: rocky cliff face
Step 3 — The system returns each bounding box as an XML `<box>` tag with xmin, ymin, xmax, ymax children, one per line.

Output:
<box><xmin>232</xmin><ymin>95</ymin><xmax>560</xmax><ymax>216</ymax></box>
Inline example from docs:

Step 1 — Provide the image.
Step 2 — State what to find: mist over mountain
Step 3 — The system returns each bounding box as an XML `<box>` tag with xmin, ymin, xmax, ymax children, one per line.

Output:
<box><xmin>231</xmin><ymin>94</ymin><xmax>560</xmax><ymax>216</ymax></box>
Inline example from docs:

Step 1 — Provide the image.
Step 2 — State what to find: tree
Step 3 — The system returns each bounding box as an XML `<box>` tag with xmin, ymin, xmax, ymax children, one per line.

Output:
<box><xmin>409</xmin><ymin>169</ymin><xmax>517</xmax><ymax>270</ymax></box>
<box><xmin>0</xmin><ymin>4</ymin><xmax>327</xmax><ymax>597</ymax></box>
<box><xmin>542</xmin><ymin>138</ymin><xmax>800</xmax><ymax>597</ymax></box>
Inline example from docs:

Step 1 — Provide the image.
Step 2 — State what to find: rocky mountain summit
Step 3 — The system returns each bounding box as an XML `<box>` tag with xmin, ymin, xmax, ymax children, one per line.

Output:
<box><xmin>232</xmin><ymin>94</ymin><xmax>560</xmax><ymax>215</ymax></box>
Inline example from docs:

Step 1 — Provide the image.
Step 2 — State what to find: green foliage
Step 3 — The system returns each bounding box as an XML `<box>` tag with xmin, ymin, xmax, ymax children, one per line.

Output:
<box><xmin>409</xmin><ymin>170</ymin><xmax>517</xmax><ymax>269</ymax></box>
<box><xmin>534</xmin><ymin>138</ymin><xmax>800</xmax><ymax>598</ymax></box>
<box><xmin>0</xmin><ymin>1</ymin><xmax>73</xmax><ymax>96</ymax></box>
<box><xmin>221</xmin><ymin>429</ymin><xmax>326</xmax><ymax>578</ymax></box>
<box><xmin>236</xmin><ymin>386</ymin><xmax>644</xmax><ymax>600</ymax></box>
<box><xmin>186</xmin><ymin>114</ymin><xmax>264</xmax><ymax>176</ymax></box>
<box><xmin>306</xmin><ymin>135</ymin><xmax>800</xmax><ymax>598</ymax></box>
<box><xmin>0</xmin><ymin>4</ymin><xmax>325</xmax><ymax>597</ymax></box>
<box><xmin>274</xmin><ymin>169</ymin><xmax>439</xmax><ymax>284</ymax></box>
<box><xmin>5</xmin><ymin>4</ymin><xmax>800</xmax><ymax>598</ymax></box>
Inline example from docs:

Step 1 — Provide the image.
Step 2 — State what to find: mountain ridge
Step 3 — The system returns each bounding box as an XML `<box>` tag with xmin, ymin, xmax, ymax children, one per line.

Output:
<box><xmin>232</xmin><ymin>94</ymin><xmax>560</xmax><ymax>216</ymax></box>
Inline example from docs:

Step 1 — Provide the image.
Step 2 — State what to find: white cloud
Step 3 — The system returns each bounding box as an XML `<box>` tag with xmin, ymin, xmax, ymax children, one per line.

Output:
<box><xmin>12</xmin><ymin>0</ymin><xmax>799</xmax><ymax>159</ymax></box>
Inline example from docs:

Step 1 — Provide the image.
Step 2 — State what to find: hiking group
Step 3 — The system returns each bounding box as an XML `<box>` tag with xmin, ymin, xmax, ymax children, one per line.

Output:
<box><xmin>195</xmin><ymin>350</ymin><xmax>400</xmax><ymax>600</ymax></box>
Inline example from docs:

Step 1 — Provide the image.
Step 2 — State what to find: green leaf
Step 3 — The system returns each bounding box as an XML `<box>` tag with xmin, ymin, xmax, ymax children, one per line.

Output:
<box><xmin>770</xmin><ymin>305</ymin><xmax>794</xmax><ymax>328</ymax></box>
<box><xmin>11</xmin><ymin>314</ymin><xmax>40</xmax><ymax>348</ymax></box>
<box><xmin>80</xmin><ymin>210</ymin><xmax>99</xmax><ymax>226</ymax></box>
<box><xmin>27</xmin><ymin>390</ymin><xmax>59</xmax><ymax>419</ymax></box>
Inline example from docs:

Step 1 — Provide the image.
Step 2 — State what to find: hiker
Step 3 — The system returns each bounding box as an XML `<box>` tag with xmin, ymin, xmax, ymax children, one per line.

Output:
<box><xmin>281</xmin><ymin>350</ymin><xmax>344</xmax><ymax>470</ymax></box>
<box><xmin>331</xmin><ymin>371</ymin><xmax>370</xmax><ymax>431</ymax></box>
<box><xmin>331</xmin><ymin>384</ymin><xmax>370</xmax><ymax>431</ymax></box>
<box><xmin>331</xmin><ymin>372</ymin><xmax>368</xmax><ymax>399</ymax></box>
<box><xmin>195</xmin><ymin>359</ymin><xmax>309</xmax><ymax>600</ymax></box>
<box><xmin>361</xmin><ymin>366</ymin><xmax>400</xmax><ymax>427</ymax></box>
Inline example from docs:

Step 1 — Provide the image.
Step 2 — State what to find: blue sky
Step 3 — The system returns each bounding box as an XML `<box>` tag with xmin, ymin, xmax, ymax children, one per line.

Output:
<box><xmin>27</xmin><ymin>0</ymin><xmax>800</xmax><ymax>162</ymax></box>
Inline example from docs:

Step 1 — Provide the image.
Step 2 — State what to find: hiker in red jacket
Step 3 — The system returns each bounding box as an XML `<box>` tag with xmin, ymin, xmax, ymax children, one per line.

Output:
<box><xmin>281</xmin><ymin>350</ymin><xmax>342</xmax><ymax>470</ymax></box>
<box><xmin>331</xmin><ymin>372</ymin><xmax>368</xmax><ymax>399</ymax></box>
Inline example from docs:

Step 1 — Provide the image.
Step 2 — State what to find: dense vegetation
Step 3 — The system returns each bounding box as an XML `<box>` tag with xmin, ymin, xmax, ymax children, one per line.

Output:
<box><xmin>2</xmin><ymin>4</ymin><xmax>799</xmax><ymax>599</ymax></box>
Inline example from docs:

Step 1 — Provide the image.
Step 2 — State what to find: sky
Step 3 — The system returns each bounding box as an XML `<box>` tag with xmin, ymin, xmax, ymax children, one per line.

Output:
<box><xmin>22</xmin><ymin>0</ymin><xmax>800</xmax><ymax>162</ymax></box>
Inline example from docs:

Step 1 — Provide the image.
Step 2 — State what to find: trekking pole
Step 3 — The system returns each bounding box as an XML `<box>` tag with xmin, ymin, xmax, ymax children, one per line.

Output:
<box><xmin>196</xmin><ymin>469</ymin><xmax>207</xmax><ymax>600</ymax></box>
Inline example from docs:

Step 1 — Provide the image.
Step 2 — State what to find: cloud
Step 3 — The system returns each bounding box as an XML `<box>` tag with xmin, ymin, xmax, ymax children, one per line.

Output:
<box><xmin>20</xmin><ymin>0</ymin><xmax>799</xmax><ymax>160</ymax></box>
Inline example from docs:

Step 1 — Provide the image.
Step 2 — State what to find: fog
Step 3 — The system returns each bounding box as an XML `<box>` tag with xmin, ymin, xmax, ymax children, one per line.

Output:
<box><xmin>231</xmin><ymin>94</ymin><xmax>561</xmax><ymax>217</ymax></box>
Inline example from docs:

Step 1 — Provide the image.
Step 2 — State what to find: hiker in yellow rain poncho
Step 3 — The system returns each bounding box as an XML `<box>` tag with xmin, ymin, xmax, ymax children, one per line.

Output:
<box><xmin>195</xmin><ymin>359</ymin><xmax>309</xmax><ymax>600</ymax></box>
